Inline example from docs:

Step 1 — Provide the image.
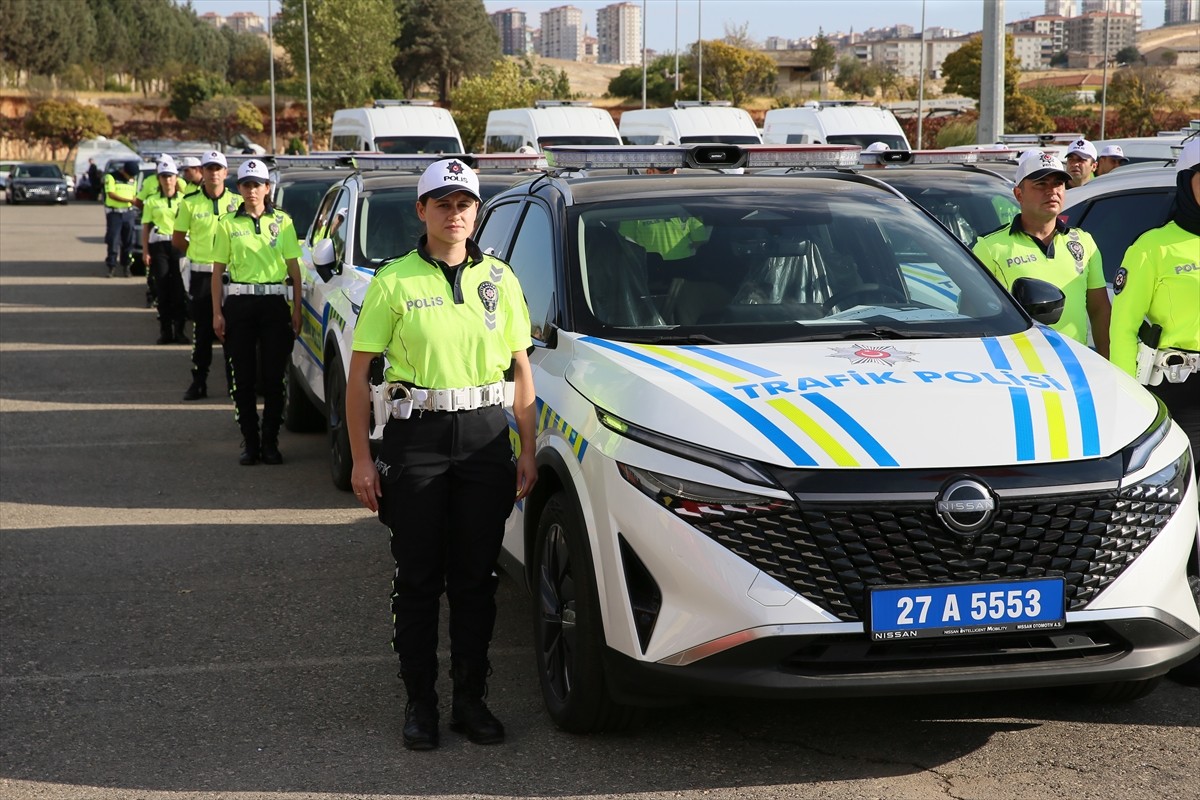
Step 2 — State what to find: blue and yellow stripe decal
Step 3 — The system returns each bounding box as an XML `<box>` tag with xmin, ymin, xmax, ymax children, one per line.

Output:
<box><xmin>982</xmin><ymin>329</ymin><xmax>1100</xmax><ymax>461</ymax></box>
<box><xmin>582</xmin><ymin>338</ymin><xmax>897</xmax><ymax>468</ymax></box>
<box><xmin>509</xmin><ymin>398</ymin><xmax>590</xmax><ymax>464</ymax></box>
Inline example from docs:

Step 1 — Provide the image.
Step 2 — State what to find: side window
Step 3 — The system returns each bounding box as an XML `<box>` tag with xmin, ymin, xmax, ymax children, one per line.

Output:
<box><xmin>328</xmin><ymin>188</ymin><xmax>351</xmax><ymax>264</ymax></box>
<box><xmin>506</xmin><ymin>204</ymin><xmax>556</xmax><ymax>343</ymax></box>
<box><xmin>476</xmin><ymin>201</ymin><xmax>522</xmax><ymax>258</ymax></box>
<box><xmin>1071</xmin><ymin>191</ymin><xmax>1174</xmax><ymax>283</ymax></box>
<box><xmin>309</xmin><ymin>188</ymin><xmax>341</xmax><ymax>246</ymax></box>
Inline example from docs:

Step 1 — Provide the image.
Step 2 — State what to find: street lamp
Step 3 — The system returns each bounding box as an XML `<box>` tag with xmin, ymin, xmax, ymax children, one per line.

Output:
<box><xmin>268</xmin><ymin>0</ymin><xmax>276</xmax><ymax>153</ymax></box>
<box><xmin>303</xmin><ymin>0</ymin><xmax>314</xmax><ymax>153</ymax></box>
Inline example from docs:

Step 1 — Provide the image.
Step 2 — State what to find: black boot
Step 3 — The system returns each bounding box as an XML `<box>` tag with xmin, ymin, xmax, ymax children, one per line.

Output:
<box><xmin>449</xmin><ymin>658</ymin><xmax>504</xmax><ymax>744</ymax></box>
<box><xmin>183</xmin><ymin>373</ymin><xmax>207</xmax><ymax>401</ymax></box>
<box><xmin>156</xmin><ymin>321</ymin><xmax>173</xmax><ymax>345</ymax></box>
<box><xmin>173</xmin><ymin>321</ymin><xmax>190</xmax><ymax>345</ymax></box>
<box><xmin>400</xmin><ymin>669</ymin><xmax>439</xmax><ymax>751</ymax></box>
<box><xmin>260</xmin><ymin>432</ymin><xmax>282</xmax><ymax>465</ymax></box>
<box><xmin>239</xmin><ymin>435</ymin><xmax>260</xmax><ymax>466</ymax></box>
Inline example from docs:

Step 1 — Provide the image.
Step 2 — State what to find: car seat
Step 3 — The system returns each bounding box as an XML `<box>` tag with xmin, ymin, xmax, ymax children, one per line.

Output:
<box><xmin>585</xmin><ymin>226</ymin><xmax>665</xmax><ymax>327</ymax></box>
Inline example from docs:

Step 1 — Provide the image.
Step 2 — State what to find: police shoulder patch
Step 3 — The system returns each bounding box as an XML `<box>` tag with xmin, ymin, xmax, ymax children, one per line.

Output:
<box><xmin>477</xmin><ymin>280</ymin><xmax>499</xmax><ymax>313</ymax></box>
<box><xmin>1113</xmin><ymin>267</ymin><xmax>1127</xmax><ymax>295</ymax></box>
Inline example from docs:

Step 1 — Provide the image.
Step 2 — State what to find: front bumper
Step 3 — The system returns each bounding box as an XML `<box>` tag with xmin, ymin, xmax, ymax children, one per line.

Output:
<box><xmin>602</xmin><ymin>609</ymin><xmax>1200</xmax><ymax>703</ymax></box>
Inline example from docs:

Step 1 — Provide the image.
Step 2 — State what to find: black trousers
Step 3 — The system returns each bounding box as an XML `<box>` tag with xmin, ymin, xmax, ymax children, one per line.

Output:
<box><xmin>188</xmin><ymin>271</ymin><xmax>228</xmax><ymax>386</ymax></box>
<box><xmin>104</xmin><ymin>210</ymin><xmax>133</xmax><ymax>270</ymax></box>
<box><xmin>222</xmin><ymin>294</ymin><xmax>294</xmax><ymax>440</ymax></box>
<box><xmin>149</xmin><ymin>241</ymin><xmax>186</xmax><ymax>325</ymax></box>
<box><xmin>1150</xmin><ymin>378</ymin><xmax>1200</xmax><ymax>467</ymax></box>
<box><xmin>376</xmin><ymin>405</ymin><xmax>516</xmax><ymax>671</ymax></box>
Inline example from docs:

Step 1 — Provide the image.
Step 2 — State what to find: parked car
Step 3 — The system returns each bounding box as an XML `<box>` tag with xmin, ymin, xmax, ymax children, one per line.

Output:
<box><xmin>284</xmin><ymin>153</ymin><xmax>543</xmax><ymax>489</ymax></box>
<box><xmin>4</xmin><ymin>163</ymin><xmax>70</xmax><ymax>205</ymax></box>
<box><xmin>0</xmin><ymin>160</ymin><xmax>23</xmax><ymax>190</ymax></box>
<box><xmin>1062</xmin><ymin>161</ymin><xmax>1181</xmax><ymax>284</ymax></box>
<box><xmin>471</xmin><ymin>144</ymin><xmax>1197</xmax><ymax>732</ymax></box>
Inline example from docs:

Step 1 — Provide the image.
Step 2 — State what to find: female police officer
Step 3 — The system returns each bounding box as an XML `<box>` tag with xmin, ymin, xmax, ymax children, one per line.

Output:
<box><xmin>141</xmin><ymin>158</ymin><xmax>188</xmax><ymax>345</ymax></box>
<box><xmin>1110</xmin><ymin>137</ymin><xmax>1200</xmax><ymax>454</ymax></box>
<box><xmin>211</xmin><ymin>159</ymin><xmax>302</xmax><ymax>466</ymax></box>
<box><xmin>345</xmin><ymin>158</ymin><xmax>537</xmax><ymax>750</ymax></box>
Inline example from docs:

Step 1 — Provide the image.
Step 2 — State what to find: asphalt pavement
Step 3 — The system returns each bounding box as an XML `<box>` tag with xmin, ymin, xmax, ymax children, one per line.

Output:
<box><xmin>1</xmin><ymin>201</ymin><xmax>1197</xmax><ymax>800</ymax></box>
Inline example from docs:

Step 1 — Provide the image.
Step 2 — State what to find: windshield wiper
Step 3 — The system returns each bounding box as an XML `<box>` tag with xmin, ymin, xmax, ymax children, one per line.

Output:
<box><xmin>778</xmin><ymin>326</ymin><xmax>959</xmax><ymax>343</ymax></box>
<box><xmin>628</xmin><ymin>333</ymin><xmax>725</xmax><ymax>345</ymax></box>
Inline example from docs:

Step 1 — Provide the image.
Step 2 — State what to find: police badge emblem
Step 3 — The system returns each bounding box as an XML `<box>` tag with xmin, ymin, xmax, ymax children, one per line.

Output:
<box><xmin>1113</xmin><ymin>267</ymin><xmax>1127</xmax><ymax>295</ymax></box>
<box><xmin>1066</xmin><ymin>240</ymin><xmax>1085</xmax><ymax>272</ymax></box>
<box><xmin>478</xmin><ymin>281</ymin><xmax>498</xmax><ymax>313</ymax></box>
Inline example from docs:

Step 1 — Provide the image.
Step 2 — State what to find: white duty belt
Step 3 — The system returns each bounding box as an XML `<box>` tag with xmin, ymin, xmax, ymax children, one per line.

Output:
<box><xmin>224</xmin><ymin>282</ymin><xmax>289</xmax><ymax>297</ymax></box>
<box><xmin>148</xmin><ymin>230</ymin><xmax>172</xmax><ymax>244</ymax></box>
<box><xmin>188</xmin><ymin>261</ymin><xmax>214</xmax><ymax>273</ymax></box>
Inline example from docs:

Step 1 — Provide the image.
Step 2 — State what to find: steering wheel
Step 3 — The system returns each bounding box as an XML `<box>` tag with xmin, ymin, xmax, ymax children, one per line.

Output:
<box><xmin>823</xmin><ymin>284</ymin><xmax>907</xmax><ymax>314</ymax></box>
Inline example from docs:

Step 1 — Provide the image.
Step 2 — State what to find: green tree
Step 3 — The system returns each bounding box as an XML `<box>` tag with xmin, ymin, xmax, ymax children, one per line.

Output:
<box><xmin>25</xmin><ymin>98</ymin><xmax>113</xmax><ymax>161</ymax></box>
<box><xmin>1049</xmin><ymin>50</ymin><xmax>1069</xmax><ymax>67</ymax></box>
<box><xmin>276</xmin><ymin>0</ymin><xmax>400</xmax><ymax>121</ymax></box>
<box><xmin>1108</xmin><ymin>67</ymin><xmax>1175</xmax><ymax>136</ymax></box>
<box><xmin>170</xmin><ymin>71</ymin><xmax>228</xmax><ymax>122</ymax></box>
<box><xmin>449</xmin><ymin>59</ymin><xmax>540</xmax><ymax>151</ymax></box>
<box><xmin>1004</xmin><ymin>92</ymin><xmax>1053</xmax><ymax>133</ymax></box>
<box><xmin>608</xmin><ymin>54</ymin><xmax>677</xmax><ymax>105</ymax></box>
<box><xmin>1114</xmin><ymin>45</ymin><xmax>1141</xmax><ymax>65</ymax></box>
<box><xmin>393</xmin><ymin>0</ymin><xmax>501</xmax><ymax>104</ymax></box>
<box><xmin>1160</xmin><ymin>49</ymin><xmax>1178</xmax><ymax>67</ymax></box>
<box><xmin>834</xmin><ymin>55</ymin><xmax>884</xmax><ymax>98</ymax></box>
<box><xmin>190</xmin><ymin>96</ymin><xmax>264</xmax><ymax>149</ymax></box>
<box><xmin>687</xmin><ymin>39</ymin><xmax>775</xmax><ymax>106</ymax></box>
<box><xmin>518</xmin><ymin>55</ymin><xmax>572</xmax><ymax>100</ymax></box>
<box><xmin>810</xmin><ymin>31</ymin><xmax>837</xmax><ymax>87</ymax></box>
<box><xmin>0</xmin><ymin>0</ymin><xmax>95</xmax><ymax>78</ymax></box>
<box><xmin>221</xmin><ymin>27</ymin><xmax>279</xmax><ymax>93</ymax></box>
<box><xmin>1022</xmin><ymin>85</ymin><xmax>1079</xmax><ymax>117</ymax></box>
<box><xmin>941</xmin><ymin>34</ymin><xmax>1022</xmax><ymax>101</ymax></box>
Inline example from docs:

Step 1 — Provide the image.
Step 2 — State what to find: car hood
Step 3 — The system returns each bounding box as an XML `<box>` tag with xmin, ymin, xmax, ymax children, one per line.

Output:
<box><xmin>563</xmin><ymin>327</ymin><xmax>1155</xmax><ymax>470</ymax></box>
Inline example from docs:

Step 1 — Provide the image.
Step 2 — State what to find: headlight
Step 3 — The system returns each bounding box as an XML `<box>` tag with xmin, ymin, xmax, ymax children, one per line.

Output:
<box><xmin>596</xmin><ymin>406</ymin><xmax>778</xmax><ymax>488</ymax></box>
<box><xmin>1122</xmin><ymin>396</ymin><xmax>1171</xmax><ymax>475</ymax></box>
<box><xmin>617</xmin><ymin>462</ymin><xmax>795</xmax><ymax>523</ymax></box>
<box><xmin>1120</xmin><ymin>447</ymin><xmax>1192</xmax><ymax>505</ymax></box>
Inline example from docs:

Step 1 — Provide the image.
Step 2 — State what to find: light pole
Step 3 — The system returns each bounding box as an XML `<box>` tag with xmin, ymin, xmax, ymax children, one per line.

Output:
<box><xmin>641</xmin><ymin>0</ymin><xmax>647</xmax><ymax>109</ymax></box>
<box><xmin>697</xmin><ymin>0</ymin><xmax>703</xmax><ymax>102</ymax></box>
<box><xmin>268</xmin><ymin>0</ymin><xmax>276</xmax><ymax>153</ymax></box>
<box><xmin>1100</xmin><ymin>0</ymin><xmax>1111</xmax><ymax>140</ymax></box>
<box><xmin>674</xmin><ymin>0</ymin><xmax>680</xmax><ymax>92</ymax></box>
<box><xmin>302</xmin><ymin>0</ymin><xmax>314</xmax><ymax>153</ymax></box>
<box><xmin>916</xmin><ymin>0</ymin><xmax>927</xmax><ymax>149</ymax></box>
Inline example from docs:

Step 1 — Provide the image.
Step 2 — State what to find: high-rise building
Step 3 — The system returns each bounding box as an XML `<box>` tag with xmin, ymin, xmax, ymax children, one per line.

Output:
<box><xmin>1065</xmin><ymin>11</ymin><xmax>1136</xmax><ymax>67</ymax></box>
<box><xmin>491</xmin><ymin>8</ymin><xmax>529</xmax><ymax>56</ymax></box>
<box><xmin>597</xmin><ymin>2</ymin><xmax>642</xmax><ymax>65</ymax></box>
<box><xmin>1081</xmin><ymin>0</ymin><xmax>1142</xmax><ymax>30</ymax></box>
<box><xmin>541</xmin><ymin>5</ymin><xmax>584</xmax><ymax>61</ymax></box>
<box><xmin>1165</xmin><ymin>0</ymin><xmax>1200</xmax><ymax>25</ymax></box>
<box><xmin>1044</xmin><ymin>0</ymin><xmax>1077</xmax><ymax>17</ymax></box>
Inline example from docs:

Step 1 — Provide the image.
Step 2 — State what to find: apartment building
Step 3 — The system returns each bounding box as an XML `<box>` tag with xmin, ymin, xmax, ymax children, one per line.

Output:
<box><xmin>1165</xmin><ymin>0</ymin><xmax>1200</xmax><ymax>25</ymax></box>
<box><xmin>541</xmin><ymin>5</ymin><xmax>584</xmax><ymax>61</ymax></box>
<box><xmin>597</xmin><ymin>2</ymin><xmax>642</xmax><ymax>65</ymax></box>
<box><xmin>1065</xmin><ymin>11</ymin><xmax>1136</xmax><ymax>67</ymax></box>
<box><xmin>1081</xmin><ymin>0</ymin><xmax>1142</xmax><ymax>30</ymax></box>
<box><xmin>491</xmin><ymin>8</ymin><xmax>530</xmax><ymax>56</ymax></box>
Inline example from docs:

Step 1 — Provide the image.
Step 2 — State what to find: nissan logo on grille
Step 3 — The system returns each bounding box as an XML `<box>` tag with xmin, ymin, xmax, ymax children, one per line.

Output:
<box><xmin>936</xmin><ymin>478</ymin><xmax>996</xmax><ymax>535</ymax></box>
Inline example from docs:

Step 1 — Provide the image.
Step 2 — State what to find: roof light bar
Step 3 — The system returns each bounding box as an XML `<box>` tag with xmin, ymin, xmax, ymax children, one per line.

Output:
<box><xmin>998</xmin><ymin>132</ymin><xmax>1081</xmax><ymax>146</ymax></box>
<box><xmin>859</xmin><ymin>149</ymin><xmax>979</xmax><ymax>166</ymax></box>
<box><xmin>351</xmin><ymin>153</ymin><xmax>546</xmax><ymax>172</ymax></box>
<box><xmin>272</xmin><ymin>153</ymin><xmax>358</xmax><ymax>169</ymax></box>
<box><xmin>543</xmin><ymin>144</ymin><xmax>860</xmax><ymax>171</ymax></box>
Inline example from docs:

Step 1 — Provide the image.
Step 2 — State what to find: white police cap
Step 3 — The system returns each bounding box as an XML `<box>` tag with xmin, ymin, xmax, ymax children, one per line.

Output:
<box><xmin>237</xmin><ymin>159</ymin><xmax>270</xmax><ymax>184</ymax></box>
<box><xmin>201</xmin><ymin>150</ymin><xmax>227</xmax><ymax>168</ymax></box>
<box><xmin>417</xmin><ymin>158</ymin><xmax>480</xmax><ymax>202</ymax></box>
<box><xmin>1014</xmin><ymin>149</ymin><xmax>1072</xmax><ymax>184</ymax></box>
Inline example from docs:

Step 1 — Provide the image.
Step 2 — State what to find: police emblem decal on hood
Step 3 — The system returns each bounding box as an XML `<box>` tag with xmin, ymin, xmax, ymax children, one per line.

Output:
<box><xmin>828</xmin><ymin>344</ymin><xmax>918</xmax><ymax>366</ymax></box>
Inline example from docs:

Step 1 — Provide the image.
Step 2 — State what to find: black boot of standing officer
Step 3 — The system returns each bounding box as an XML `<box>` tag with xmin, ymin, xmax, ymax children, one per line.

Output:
<box><xmin>400</xmin><ymin>667</ymin><xmax>439</xmax><ymax>750</ymax></box>
<box><xmin>449</xmin><ymin>657</ymin><xmax>505</xmax><ymax>744</ymax></box>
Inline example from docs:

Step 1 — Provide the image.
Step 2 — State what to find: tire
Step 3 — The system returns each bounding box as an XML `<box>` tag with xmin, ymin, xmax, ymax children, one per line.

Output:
<box><xmin>1168</xmin><ymin>575</ymin><xmax>1200</xmax><ymax>687</ymax></box>
<box><xmin>284</xmin><ymin>360</ymin><xmax>325</xmax><ymax>433</ymax></box>
<box><xmin>532</xmin><ymin>493</ymin><xmax>637</xmax><ymax>733</ymax></box>
<box><xmin>325</xmin><ymin>352</ymin><xmax>353</xmax><ymax>491</ymax></box>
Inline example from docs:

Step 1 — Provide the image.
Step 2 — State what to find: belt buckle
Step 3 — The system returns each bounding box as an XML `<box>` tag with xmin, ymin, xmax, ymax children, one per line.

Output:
<box><xmin>450</xmin><ymin>387</ymin><xmax>470</xmax><ymax>411</ymax></box>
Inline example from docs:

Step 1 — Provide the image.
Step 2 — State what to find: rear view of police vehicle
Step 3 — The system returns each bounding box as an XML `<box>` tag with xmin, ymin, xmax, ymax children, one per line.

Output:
<box><xmin>471</xmin><ymin>144</ymin><xmax>1200</xmax><ymax>733</ymax></box>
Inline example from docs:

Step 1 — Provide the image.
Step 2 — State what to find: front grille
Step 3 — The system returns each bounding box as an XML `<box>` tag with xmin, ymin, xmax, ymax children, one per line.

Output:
<box><xmin>697</xmin><ymin>490</ymin><xmax>1177</xmax><ymax>622</ymax></box>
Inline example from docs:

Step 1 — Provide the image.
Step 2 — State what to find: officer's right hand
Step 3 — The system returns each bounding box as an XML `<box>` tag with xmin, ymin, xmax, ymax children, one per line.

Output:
<box><xmin>142</xmin><ymin>253</ymin><xmax>151</xmax><ymax>267</ymax></box>
<box><xmin>352</xmin><ymin>458</ymin><xmax>380</xmax><ymax>512</ymax></box>
<box><xmin>213</xmin><ymin>311</ymin><xmax>225</xmax><ymax>342</ymax></box>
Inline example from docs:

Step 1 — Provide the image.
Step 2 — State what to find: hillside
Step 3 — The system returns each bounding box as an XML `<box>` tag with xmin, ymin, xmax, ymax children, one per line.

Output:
<box><xmin>540</xmin><ymin>57</ymin><xmax>625</xmax><ymax>101</ymax></box>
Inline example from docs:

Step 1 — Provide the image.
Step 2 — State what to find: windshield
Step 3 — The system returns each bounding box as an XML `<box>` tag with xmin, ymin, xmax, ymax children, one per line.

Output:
<box><xmin>827</xmin><ymin>134</ymin><xmax>908</xmax><ymax>149</ymax></box>
<box><xmin>538</xmin><ymin>135</ymin><xmax>621</xmax><ymax>148</ymax></box>
<box><xmin>879</xmin><ymin>173</ymin><xmax>1019</xmax><ymax>247</ymax></box>
<box><xmin>571</xmin><ymin>192</ymin><xmax>1027</xmax><ymax>344</ymax></box>
<box><xmin>374</xmin><ymin>136</ymin><xmax>462</xmax><ymax>154</ymax></box>
<box><xmin>680</xmin><ymin>135</ymin><xmax>762</xmax><ymax>145</ymax></box>
<box><xmin>276</xmin><ymin>177</ymin><xmax>342</xmax><ymax>238</ymax></box>
<box><xmin>354</xmin><ymin>187</ymin><xmax>423</xmax><ymax>268</ymax></box>
<box><xmin>15</xmin><ymin>165</ymin><xmax>63</xmax><ymax>179</ymax></box>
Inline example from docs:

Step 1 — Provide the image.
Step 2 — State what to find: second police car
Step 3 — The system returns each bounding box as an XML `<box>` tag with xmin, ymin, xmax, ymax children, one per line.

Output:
<box><xmin>466</xmin><ymin>145</ymin><xmax>1196</xmax><ymax>732</ymax></box>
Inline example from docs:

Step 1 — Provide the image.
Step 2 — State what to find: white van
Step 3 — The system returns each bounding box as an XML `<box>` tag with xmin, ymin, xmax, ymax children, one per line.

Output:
<box><xmin>73</xmin><ymin>136</ymin><xmax>140</xmax><ymax>179</ymax></box>
<box><xmin>484</xmin><ymin>101</ymin><xmax>620</xmax><ymax>152</ymax></box>
<box><xmin>763</xmin><ymin>101</ymin><xmax>910</xmax><ymax>149</ymax></box>
<box><xmin>618</xmin><ymin>100</ymin><xmax>762</xmax><ymax>145</ymax></box>
<box><xmin>329</xmin><ymin>100</ymin><xmax>464</xmax><ymax>154</ymax></box>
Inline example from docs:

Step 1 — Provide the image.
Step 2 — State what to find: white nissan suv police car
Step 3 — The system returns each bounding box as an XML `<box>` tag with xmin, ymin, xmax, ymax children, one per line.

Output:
<box><xmin>471</xmin><ymin>145</ymin><xmax>1200</xmax><ymax>733</ymax></box>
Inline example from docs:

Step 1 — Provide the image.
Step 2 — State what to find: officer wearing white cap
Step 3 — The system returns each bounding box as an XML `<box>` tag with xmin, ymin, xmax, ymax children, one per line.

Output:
<box><xmin>1065</xmin><ymin>138</ymin><xmax>1098</xmax><ymax>187</ymax></box>
<box><xmin>1096</xmin><ymin>145</ymin><xmax>1129</xmax><ymax>177</ymax></box>
<box><xmin>173</xmin><ymin>150</ymin><xmax>243</xmax><ymax>401</ymax></box>
<box><xmin>1109</xmin><ymin>137</ymin><xmax>1200</xmax><ymax>454</ymax></box>
<box><xmin>141</xmin><ymin>158</ymin><xmax>188</xmax><ymax>345</ymax></box>
<box><xmin>212</xmin><ymin>159</ymin><xmax>302</xmax><ymax>466</ymax></box>
<box><xmin>179</xmin><ymin>155</ymin><xmax>203</xmax><ymax>189</ymax></box>
<box><xmin>345</xmin><ymin>157</ymin><xmax>537</xmax><ymax>750</ymax></box>
<box><xmin>135</xmin><ymin>154</ymin><xmax>183</xmax><ymax>309</ymax></box>
<box><xmin>973</xmin><ymin>150</ymin><xmax>1111</xmax><ymax>355</ymax></box>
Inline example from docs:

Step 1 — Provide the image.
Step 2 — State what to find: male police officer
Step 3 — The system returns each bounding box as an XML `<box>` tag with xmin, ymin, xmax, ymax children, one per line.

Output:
<box><xmin>173</xmin><ymin>150</ymin><xmax>243</xmax><ymax>401</ymax></box>
<box><xmin>179</xmin><ymin>155</ymin><xmax>203</xmax><ymax>189</ymax></box>
<box><xmin>973</xmin><ymin>149</ymin><xmax>1111</xmax><ymax>356</ymax></box>
<box><xmin>1097</xmin><ymin>145</ymin><xmax>1129</xmax><ymax>177</ymax></box>
<box><xmin>1065</xmin><ymin>138</ymin><xmax>1098</xmax><ymax>187</ymax></box>
<box><xmin>103</xmin><ymin>160</ymin><xmax>139</xmax><ymax>277</ymax></box>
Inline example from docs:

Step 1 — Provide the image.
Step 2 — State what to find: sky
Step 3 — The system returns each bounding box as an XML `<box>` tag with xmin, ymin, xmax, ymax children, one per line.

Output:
<box><xmin>186</xmin><ymin>0</ymin><xmax>1169</xmax><ymax>53</ymax></box>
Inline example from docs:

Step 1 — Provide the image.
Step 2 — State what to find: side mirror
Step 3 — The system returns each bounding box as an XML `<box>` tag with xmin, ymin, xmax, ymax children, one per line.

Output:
<box><xmin>312</xmin><ymin>238</ymin><xmax>336</xmax><ymax>269</ymax></box>
<box><xmin>1011</xmin><ymin>276</ymin><xmax>1065</xmax><ymax>326</ymax></box>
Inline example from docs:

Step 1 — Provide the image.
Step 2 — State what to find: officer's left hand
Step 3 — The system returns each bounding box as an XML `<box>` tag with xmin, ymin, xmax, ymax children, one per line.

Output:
<box><xmin>291</xmin><ymin>307</ymin><xmax>302</xmax><ymax>337</ymax></box>
<box><xmin>515</xmin><ymin>451</ymin><xmax>537</xmax><ymax>501</ymax></box>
